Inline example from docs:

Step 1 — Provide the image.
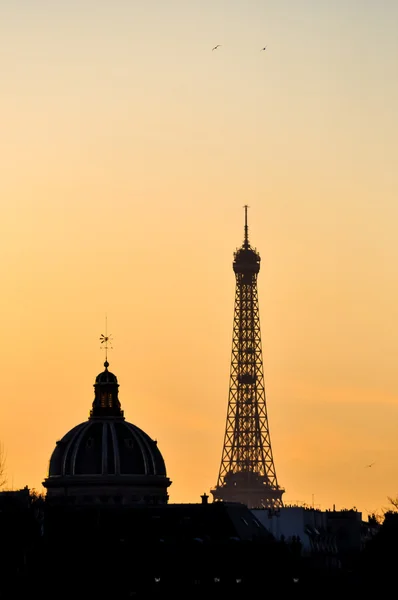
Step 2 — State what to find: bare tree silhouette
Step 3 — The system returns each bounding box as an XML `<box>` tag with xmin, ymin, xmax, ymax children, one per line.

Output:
<box><xmin>387</xmin><ymin>495</ymin><xmax>398</xmax><ymax>511</ymax></box>
<box><xmin>0</xmin><ymin>443</ymin><xmax>6</xmax><ymax>489</ymax></box>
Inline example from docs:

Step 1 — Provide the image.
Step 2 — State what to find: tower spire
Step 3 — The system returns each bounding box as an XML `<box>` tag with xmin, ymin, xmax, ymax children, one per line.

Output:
<box><xmin>243</xmin><ymin>204</ymin><xmax>249</xmax><ymax>247</ymax></box>
<box><xmin>211</xmin><ymin>209</ymin><xmax>284</xmax><ymax>509</ymax></box>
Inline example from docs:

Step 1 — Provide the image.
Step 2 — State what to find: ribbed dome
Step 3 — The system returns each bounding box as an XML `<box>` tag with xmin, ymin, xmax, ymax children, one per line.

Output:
<box><xmin>48</xmin><ymin>419</ymin><xmax>166</xmax><ymax>477</ymax></box>
<box><xmin>43</xmin><ymin>358</ymin><xmax>171</xmax><ymax>505</ymax></box>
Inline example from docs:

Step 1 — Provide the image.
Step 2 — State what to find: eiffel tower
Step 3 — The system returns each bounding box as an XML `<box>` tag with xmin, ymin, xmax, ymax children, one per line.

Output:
<box><xmin>211</xmin><ymin>207</ymin><xmax>284</xmax><ymax>509</ymax></box>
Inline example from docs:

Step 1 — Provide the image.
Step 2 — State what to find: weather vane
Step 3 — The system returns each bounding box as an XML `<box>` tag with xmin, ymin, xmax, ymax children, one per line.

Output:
<box><xmin>99</xmin><ymin>315</ymin><xmax>113</xmax><ymax>363</ymax></box>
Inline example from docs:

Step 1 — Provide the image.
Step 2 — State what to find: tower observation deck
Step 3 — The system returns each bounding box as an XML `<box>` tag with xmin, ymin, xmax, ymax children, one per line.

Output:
<box><xmin>211</xmin><ymin>207</ymin><xmax>284</xmax><ymax>509</ymax></box>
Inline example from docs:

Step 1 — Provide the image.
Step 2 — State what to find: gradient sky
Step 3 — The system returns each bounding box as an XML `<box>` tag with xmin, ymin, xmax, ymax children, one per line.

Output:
<box><xmin>1</xmin><ymin>0</ymin><xmax>398</xmax><ymax>516</ymax></box>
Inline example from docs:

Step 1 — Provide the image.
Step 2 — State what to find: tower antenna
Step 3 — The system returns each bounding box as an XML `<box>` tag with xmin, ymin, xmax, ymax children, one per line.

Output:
<box><xmin>243</xmin><ymin>204</ymin><xmax>249</xmax><ymax>246</ymax></box>
<box><xmin>99</xmin><ymin>314</ymin><xmax>113</xmax><ymax>364</ymax></box>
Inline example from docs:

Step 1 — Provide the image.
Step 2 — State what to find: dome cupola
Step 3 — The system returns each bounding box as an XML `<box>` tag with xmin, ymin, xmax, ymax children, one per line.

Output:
<box><xmin>90</xmin><ymin>360</ymin><xmax>123</xmax><ymax>418</ymax></box>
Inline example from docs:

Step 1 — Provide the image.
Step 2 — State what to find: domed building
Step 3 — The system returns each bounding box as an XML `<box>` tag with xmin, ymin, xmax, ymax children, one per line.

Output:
<box><xmin>43</xmin><ymin>360</ymin><xmax>171</xmax><ymax>506</ymax></box>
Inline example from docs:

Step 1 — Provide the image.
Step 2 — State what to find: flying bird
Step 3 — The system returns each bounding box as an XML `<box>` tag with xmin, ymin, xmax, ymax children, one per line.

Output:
<box><xmin>212</xmin><ymin>44</ymin><xmax>221</xmax><ymax>51</ymax></box>
<box><xmin>260</xmin><ymin>46</ymin><xmax>267</xmax><ymax>51</ymax></box>
<box><xmin>365</xmin><ymin>462</ymin><xmax>375</xmax><ymax>468</ymax></box>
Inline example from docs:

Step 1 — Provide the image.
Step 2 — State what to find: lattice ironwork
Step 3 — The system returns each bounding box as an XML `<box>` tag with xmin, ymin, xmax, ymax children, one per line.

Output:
<box><xmin>211</xmin><ymin>207</ymin><xmax>284</xmax><ymax>509</ymax></box>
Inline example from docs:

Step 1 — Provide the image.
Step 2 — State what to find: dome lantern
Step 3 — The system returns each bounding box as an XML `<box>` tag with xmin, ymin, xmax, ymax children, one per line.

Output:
<box><xmin>90</xmin><ymin>361</ymin><xmax>124</xmax><ymax>418</ymax></box>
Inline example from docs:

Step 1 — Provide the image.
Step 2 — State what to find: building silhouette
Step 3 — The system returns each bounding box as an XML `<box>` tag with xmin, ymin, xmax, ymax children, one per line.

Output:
<box><xmin>211</xmin><ymin>207</ymin><xmax>284</xmax><ymax>509</ymax></box>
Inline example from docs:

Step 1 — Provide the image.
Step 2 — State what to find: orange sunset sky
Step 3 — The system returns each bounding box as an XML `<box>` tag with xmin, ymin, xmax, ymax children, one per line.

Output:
<box><xmin>1</xmin><ymin>1</ymin><xmax>398</xmax><ymax>517</ymax></box>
